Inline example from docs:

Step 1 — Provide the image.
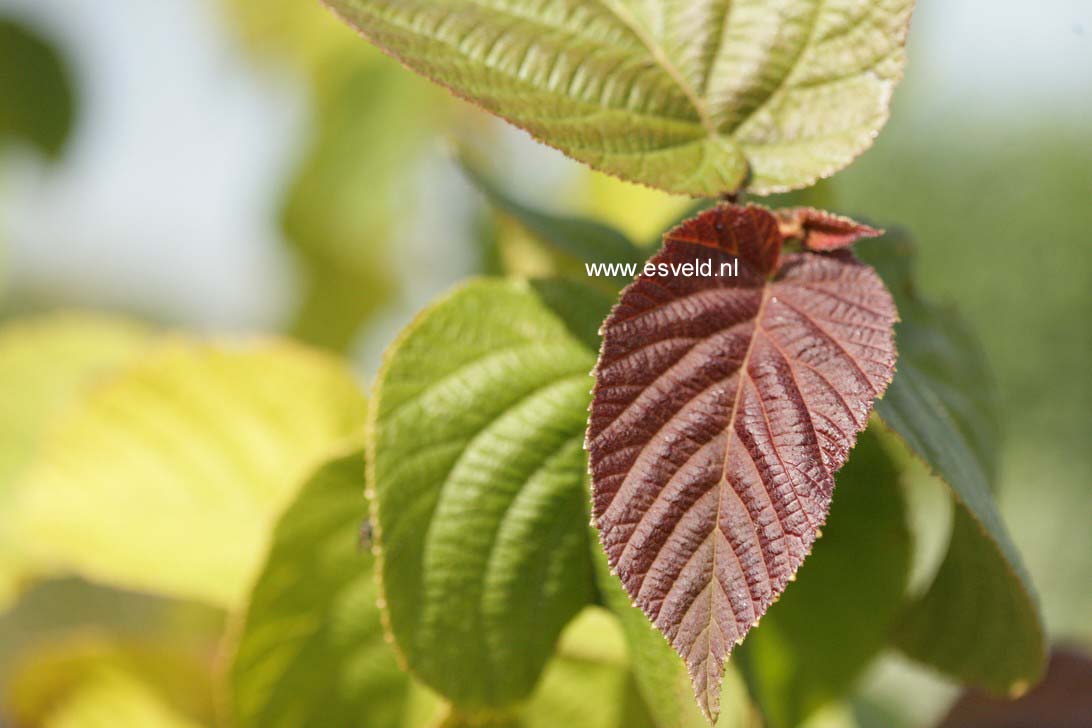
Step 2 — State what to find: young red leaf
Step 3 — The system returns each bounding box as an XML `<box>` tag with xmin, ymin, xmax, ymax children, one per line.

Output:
<box><xmin>775</xmin><ymin>207</ymin><xmax>884</xmax><ymax>251</ymax></box>
<box><xmin>587</xmin><ymin>204</ymin><xmax>897</xmax><ymax>723</ymax></box>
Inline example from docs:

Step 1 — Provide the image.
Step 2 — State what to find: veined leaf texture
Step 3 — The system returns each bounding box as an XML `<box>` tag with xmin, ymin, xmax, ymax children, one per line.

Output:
<box><xmin>325</xmin><ymin>0</ymin><xmax>915</xmax><ymax>196</ymax></box>
<box><xmin>587</xmin><ymin>204</ymin><xmax>897</xmax><ymax>722</ymax></box>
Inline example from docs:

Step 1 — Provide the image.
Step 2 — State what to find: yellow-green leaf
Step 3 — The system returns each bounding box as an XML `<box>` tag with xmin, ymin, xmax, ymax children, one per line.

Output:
<box><xmin>0</xmin><ymin>314</ymin><xmax>152</xmax><ymax>608</ymax></box>
<box><xmin>46</xmin><ymin>670</ymin><xmax>206</xmax><ymax>728</ymax></box>
<box><xmin>369</xmin><ymin>278</ymin><xmax>598</xmax><ymax>709</ymax></box>
<box><xmin>325</xmin><ymin>0</ymin><xmax>914</xmax><ymax>196</ymax></box>
<box><xmin>232</xmin><ymin>450</ymin><xmax>431</xmax><ymax>728</ymax></box>
<box><xmin>4</xmin><ymin>639</ymin><xmax>216</xmax><ymax>728</ymax></box>
<box><xmin>8</xmin><ymin>339</ymin><xmax>366</xmax><ymax>608</ymax></box>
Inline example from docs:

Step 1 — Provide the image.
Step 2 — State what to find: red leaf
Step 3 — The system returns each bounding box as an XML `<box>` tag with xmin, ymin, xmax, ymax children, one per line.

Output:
<box><xmin>587</xmin><ymin>204</ymin><xmax>897</xmax><ymax>723</ymax></box>
<box><xmin>775</xmin><ymin>207</ymin><xmax>884</xmax><ymax>251</ymax></box>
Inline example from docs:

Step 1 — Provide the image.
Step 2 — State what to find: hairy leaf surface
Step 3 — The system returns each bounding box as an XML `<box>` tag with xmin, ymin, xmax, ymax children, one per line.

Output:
<box><xmin>369</xmin><ymin>279</ymin><xmax>598</xmax><ymax>709</ymax></box>
<box><xmin>859</xmin><ymin>237</ymin><xmax>1047</xmax><ymax>693</ymax></box>
<box><xmin>588</xmin><ymin>204</ymin><xmax>896</xmax><ymax>721</ymax></box>
<box><xmin>8</xmin><ymin>340</ymin><xmax>365</xmax><ymax>608</ymax></box>
<box><xmin>325</xmin><ymin>0</ymin><xmax>915</xmax><ymax>196</ymax></box>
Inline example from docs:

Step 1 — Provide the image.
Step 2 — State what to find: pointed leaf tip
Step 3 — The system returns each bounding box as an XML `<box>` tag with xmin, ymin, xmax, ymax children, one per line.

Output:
<box><xmin>588</xmin><ymin>204</ymin><xmax>898</xmax><ymax>716</ymax></box>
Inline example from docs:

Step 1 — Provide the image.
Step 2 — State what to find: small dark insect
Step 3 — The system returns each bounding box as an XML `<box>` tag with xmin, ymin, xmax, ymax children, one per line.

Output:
<box><xmin>357</xmin><ymin>518</ymin><xmax>374</xmax><ymax>552</ymax></box>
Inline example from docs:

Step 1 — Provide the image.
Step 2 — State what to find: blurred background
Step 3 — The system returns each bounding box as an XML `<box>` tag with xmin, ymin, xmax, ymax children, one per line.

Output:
<box><xmin>0</xmin><ymin>0</ymin><xmax>1089</xmax><ymax>726</ymax></box>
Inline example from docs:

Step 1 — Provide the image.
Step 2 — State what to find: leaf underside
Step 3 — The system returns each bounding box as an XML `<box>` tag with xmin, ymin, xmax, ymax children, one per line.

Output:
<box><xmin>587</xmin><ymin>204</ymin><xmax>896</xmax><ymax>722</ymax></box>
<box><xmin>324</xmin><ymin>0</ymin><xmax>915</xmax><ymax>196</ymax></box>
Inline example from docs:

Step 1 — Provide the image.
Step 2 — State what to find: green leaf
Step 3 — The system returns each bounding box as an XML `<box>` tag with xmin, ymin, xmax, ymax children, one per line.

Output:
<box><xmin>444</xmin><ymin>607</ymin><xmax>660</xmax><ymax>727</ymax></box>
<box><xmin>857</xmin><ymin>236</ymin><xmax>1047</xmax><ymax>694</ymax></box>
<box><xmin>0</xmin><ymin>578</ymin><xmax>224</xmax><ymax>688</ymax></box>
<box><xmin>526</xmin><ymin>278</ymin><xmax>614</xmax><ymax>352</ymax></box>
<box><xmin>593</xmin><ymin>537</ymin><xmax>752</xmax><ymax>728</ymax></box>
<box><xmin>224</xmin><ymin>0</ymin><xmax>371</xmax><ymax>74</ymax></box>
<box><xmin>735</xmin><ymin>428</ymin><xmax>911</xmax><ymax>728</ymax></box>
<box><xmin>8</xmin><ymin>339</ymin><xmax>366</xmax><ymax>609</ymax></box>
<box><xmin>4</xmin><ymin>639</ymin><xmax>217</xmax><ymax>728</ymax></box>
<box><xmin>524</xmin><ymin>607</ymin><xmax>657</xmax><ymax>728</ymax></box>
<box><xmin>0</xmin><ymin>315</ymin><xmax>151</xmax><ymax>490</ymax></box>
<box><xmin>0</xmin><ymin>18</ymin><xmax>76</xmax><ymax>157</ymax></box>
<box><xmin>326</xmin><ymin>1</ymin><xmax>914</xmax><ymax>196</ymax></box>
<box><xmin>0</xmin><ymin>315</ymin><xmax>151</xmax><ymax>608</ymax></box>
<box><xmin>369</xmin><ymin>278</ymin><xmax>598</xmax><ymax>709</ymax></box>
<box><xmin>232</xmin><ymin>450</ymin><xmax>436</xmax><ymax>728</ymax></box>
<box><xmin>44</xmin><ymin>670</ymin><xmax>205</xmax><ymax>728</ymax></box>
<box><xmin>225</xmin><ymin>0</ymin><xmax>442</xmax><ymax>350</ymax></box>
<box><xmin>458</xmin><ymin>152</ymin><xmax>645</xmax><ymax>279</ymax></box>
<box><xmin>283</xmin><ymin>58</ymin><xmax>444</xmax><ymax>350</ymax></box>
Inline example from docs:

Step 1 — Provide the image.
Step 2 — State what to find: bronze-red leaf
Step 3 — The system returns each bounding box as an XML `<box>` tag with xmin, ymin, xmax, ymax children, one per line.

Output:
<box><xmin>587</xmin><ymin>204</ymin><xmax>897</xmax><ymax>723</ymax></box>
<box><xmin>776</xmin><ymin>207</ymin><xmax>884</xmax><ymax>251</ymax></box>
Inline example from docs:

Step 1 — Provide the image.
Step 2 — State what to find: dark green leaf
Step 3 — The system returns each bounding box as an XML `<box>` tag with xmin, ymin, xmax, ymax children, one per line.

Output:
<box><xmin>459</xmin><ymin>152</ymin><xmax>645</xmax><ymax>281</ymax></box>
<box><xmin>857</xmin><ymin>235</ymin><xmax>1047</xmax><ymax>694</ymax></box>
<box><xmin>0</xmin><ymin>18</ymin><xmax>75</xmax><ymax>157</ymax></box>
<box><xmin>735</xmin><ymin>428</ymin><xmax>911</xmax><ymax>728</ymax></box>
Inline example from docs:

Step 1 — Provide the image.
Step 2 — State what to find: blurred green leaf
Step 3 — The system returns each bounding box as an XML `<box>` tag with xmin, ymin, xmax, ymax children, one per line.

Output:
<box><xmin>0</xmin><ymin>17</ymin><xmax>75</xmax><ymax>157</ymax></box>
<box><xmin>593</xmin><ymin>539</ymin><xmax>753</xmax><ymax>728</ymax></box>
<box><xmin>830</xmin><ymin>121</ymin><xmax>1092</xmax><ymax>641</ymax></box>
<box><xmin>458</xmin><ymin>153</ymin><xmax>645</xmax><ymax>282</ymax></box>
<box><xmin>225</xmin><ymin>0</ymin><xmax>449</xmax><ymax>351</ymax></box>
<box><xmin>283</xmin><ymin>59</ymin><xmax>444</xmax><ymax>350</ymax></box>
<box><xmin>370</xmin><ymin>278</ymin><xmax>597</xmax><ymax>709</ymax></box>
<box><xmin>326</xmin><ymin>1</ymin><xmax>913</xmax><ymax>196</ymax></box>
<box><xmin>0</xmin><ymin>315</ymin><xmax>151</xmax><ymax>609</ymax></box>
<box><xmin>4</xmin><ymin>639</ymin><xmax>216</xmax><ymax>728</ymax></box>
<box><xmin>0</xmin><ymin>578</ymin><xmax>224</xmax><ymax>693</ymax></box>
<box><xmin>857</xmin><ymin>236</ymin><xmax>1047</xmax><ymax>694</ymax></box>
<box><xmin>232</xmin><ymin>449</ymin><xmax>438</xmax><ymax>728</ymax></box>
<box><xmin>526</xmin><ymin>278</ymin><xmax>613</xmax><ymax>352</ymax></box>
<box><xmin>45</xmin><ymin>671</ymin><xmax>205</xmax><ymax>728</ymax></box>
<box><xmin>735</xmin><ymin>429</ymin><xmax>911</xmax><ymax>728</ymax></box>
<box><xmin>223</xmin><ymin>0</ymin><xmax>370</xmax><ymax>74</ymax></box>
<box><xmin>8</xmin><ymin>339</ymin><xmax>366</xmax><ymax>609</ymax></box>
<box><xmin>441</xmin><ymin>608</ymin><xmax>659</xmax><ymax>728</ymax></box>
<box><xmin>0</xmin><ymin>315</ymin><xmax>151</xmax><ymax>489</ymax></box>
<box><xmin>524</xmin><ymin>608</ymin><xmax>657</xmax><ymax>728</ymax></box>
